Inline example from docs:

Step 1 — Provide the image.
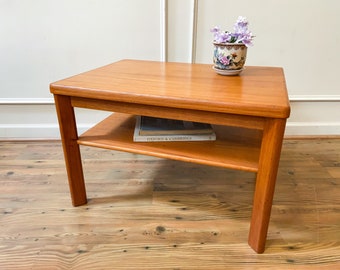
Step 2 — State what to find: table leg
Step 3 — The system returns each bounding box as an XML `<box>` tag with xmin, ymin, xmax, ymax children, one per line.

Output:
<box><xmin>248</xmin><ymin>118</ymin><xmax>286</xmax><ymax>253</ymax></box>
<box><xmin>54</xmin><ymin>95</ymin><xmax>87</xmax><ymax>206</ymax></box>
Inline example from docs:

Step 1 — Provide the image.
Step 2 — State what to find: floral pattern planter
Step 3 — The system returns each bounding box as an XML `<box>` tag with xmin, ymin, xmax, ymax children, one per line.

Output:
<box><xmin>213</xmin><ymin>43</ymin><xmax>247</xmax><ymax>71</ymax></box>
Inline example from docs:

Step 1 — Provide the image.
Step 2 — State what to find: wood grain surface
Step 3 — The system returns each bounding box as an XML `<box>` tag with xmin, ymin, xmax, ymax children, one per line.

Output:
<box><xmin>50</xmin><ymin>60</ymin><xmax>290</xmax><ymax>118</ymax></box>
<box><xmin>78</xmin><ymin>113</ymin><xmax>262</xmax><ymax>172</ymax></box>
<box><xmin>0</xmin><ymin>139</ymin><xmax>339</xmax><ymax>269</ymax></box>
<box><xmin>50</xmin><ymin>60</ymin><xmax>291</xmax><ymax>253</ymax></box>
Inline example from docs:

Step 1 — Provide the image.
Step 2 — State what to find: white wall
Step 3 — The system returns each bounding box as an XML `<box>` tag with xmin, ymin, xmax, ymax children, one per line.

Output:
<box><xmin>1</xmin><ymin>0</ymin><xmax>339</xmax><ymax>138</ymax></box>
<box><xmin>0</xmin><ymin>0</ymin><xmax>163</xmax><ymax>138</ymax></box>
<box><xmin>171</xmin><ymin>0</ymin><xmax>340</xmax><ymax>136</ymax></box>
<box><xmin>196</xmin><ymin>0</ymin><xmax>340</xmax><ymax>96</ymax></box>
<box><xmin>0</xmin><ymin>0</ymin><xmax>162</xmax><ymax>98</ymax></box>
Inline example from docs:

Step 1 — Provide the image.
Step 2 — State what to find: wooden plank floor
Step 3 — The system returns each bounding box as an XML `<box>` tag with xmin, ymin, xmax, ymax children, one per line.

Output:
<box><xmin>0</xmin><ymin>139</ymin><xmax>339</xmax><ymax>269</ymax></box>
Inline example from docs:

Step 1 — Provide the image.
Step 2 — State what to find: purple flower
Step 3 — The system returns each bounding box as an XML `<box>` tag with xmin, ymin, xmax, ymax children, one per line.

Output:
<box><xmin>234</xmin><ymin>16</ymin><xmax>249</xmax><ymax>29</ymax></box>
<box><xmin>211</xmin><ymin>26</ymin><xmax>229</xmax><ymax>43</ymax></box>
<box><xmin>239</xmin><ymin>32</ymin><xmax>254</xmax><ymax>47</ymax></box>
<box><xmin>211</xmin><ymin>16</ymin><xmax>254</xmax><ymax>47</ymax></box>
<box><xmin>234</xmin><ymin>30</ymin><xmax>254</xmax><ymax>46</ymax></box>
<box><xmin>210</xmin><ymin>26</ymin><xmax>220</xmax><ymax>33</ymax></box>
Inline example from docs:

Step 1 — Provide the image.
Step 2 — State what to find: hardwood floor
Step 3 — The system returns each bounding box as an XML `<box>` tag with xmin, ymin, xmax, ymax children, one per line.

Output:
<box><xmin>0</xmin><ymin>139</ymin><xmax>339</xmax><ymax>269</ymax></box>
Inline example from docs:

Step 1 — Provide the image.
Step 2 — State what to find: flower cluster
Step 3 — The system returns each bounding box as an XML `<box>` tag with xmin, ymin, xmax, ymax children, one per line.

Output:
<box><xmin>211</xmin><ymin>16</ymin><xmax>254</xmax><ymax>47</ymax></box>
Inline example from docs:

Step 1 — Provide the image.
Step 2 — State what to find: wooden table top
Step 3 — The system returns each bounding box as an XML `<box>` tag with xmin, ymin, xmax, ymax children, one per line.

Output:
<box><xmin>50</xmin><ymin>59</ymin><xmax>290</xmax><ymax>119</ymax></box>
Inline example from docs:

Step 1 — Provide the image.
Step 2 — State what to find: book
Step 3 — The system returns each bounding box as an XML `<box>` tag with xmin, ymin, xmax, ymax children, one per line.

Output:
<box><xmin>137</xmin><ymin>116</ymin><xmax>214</xmax><ymax>135</ymax></box>
<box><xmin>133</xmin><ymin>116</ymin><xmax>216</xmax><ymax>142</ymax></box>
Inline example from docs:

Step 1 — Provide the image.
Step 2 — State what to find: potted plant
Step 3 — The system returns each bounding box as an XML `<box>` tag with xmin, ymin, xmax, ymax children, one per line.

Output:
<box><xmin>211</xmin><ymin>16</ymin><xmax>254</xmax><ymax>75</ymax></box>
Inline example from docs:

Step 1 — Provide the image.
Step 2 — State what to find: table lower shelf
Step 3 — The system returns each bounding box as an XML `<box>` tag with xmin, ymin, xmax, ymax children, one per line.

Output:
<box><xmin>78</xmin><ymin>113</ymin><xmax>262</xmax><ymax>172</ymax></box>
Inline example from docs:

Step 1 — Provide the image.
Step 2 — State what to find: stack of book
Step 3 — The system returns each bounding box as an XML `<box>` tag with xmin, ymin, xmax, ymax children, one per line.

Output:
<box><xmin>133</xmin><ymin>115</ymin><xmax>216</xmax><ymax>142</ymax></box>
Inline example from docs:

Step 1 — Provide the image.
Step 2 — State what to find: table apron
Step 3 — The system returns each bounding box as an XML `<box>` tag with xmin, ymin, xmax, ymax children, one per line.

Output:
<box><xmin>71</xmin><ymin>96</ymin><xmax>265</xmax><ymax>130</ymax></box>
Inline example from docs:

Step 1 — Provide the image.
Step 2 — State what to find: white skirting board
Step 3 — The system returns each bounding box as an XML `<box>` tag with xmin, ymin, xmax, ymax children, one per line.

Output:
<box><xmin>1</xmin><ymin>122</ymin><xmax>340</xmax><ymax>140</ymax></box>
<box><xmin>0</xmin><ymin>97</ymin><xmax>339</xmax><ymax>139</ymax></box>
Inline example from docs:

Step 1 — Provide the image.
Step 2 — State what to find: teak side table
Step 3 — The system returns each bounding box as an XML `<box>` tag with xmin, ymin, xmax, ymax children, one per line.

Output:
<box><xmin>50</xmin><ymin>59</ymin><xmax>290</xmax><ymax>253</ymax></box>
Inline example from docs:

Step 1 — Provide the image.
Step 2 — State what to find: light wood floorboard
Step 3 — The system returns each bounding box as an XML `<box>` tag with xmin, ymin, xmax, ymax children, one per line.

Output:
<box><xmin>0</xmin><ymin>139</ymin><xmax>339</xmax><ymax>269</ymax></box>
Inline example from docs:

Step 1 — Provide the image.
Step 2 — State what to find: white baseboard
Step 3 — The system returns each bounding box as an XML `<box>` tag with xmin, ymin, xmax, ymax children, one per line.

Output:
<box><xmin>289</xmin><ymin>95</ymin><xmax>340</xmax><ymax>101</ymax></box>
<box><xmin>0</xmin><ymin>124</ymin><xmax>93</xmax><ymax>140</ymax></box>
<box><xmin>0</xmin><ymin>103</ymin><xmax>111</xmax><ymax>140</ymax></box>
<box><xmin>0</xmin><ymin>98</ymin><xmax>54</xmax><ymax>104</ymax></box>
<box><xmin>1</xmin><ymin>122</ymin><xmax>339</xmax><ymax>140</ymax></box>
<box><xmin>285</xmin><ymin>122</ymin><xmax>340</xmax><ymax>136</ymax></box>
<box><xmin>0</xmin><ymin>96</ymin><xmax>339</xmax><ymax>139</ymax></box>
